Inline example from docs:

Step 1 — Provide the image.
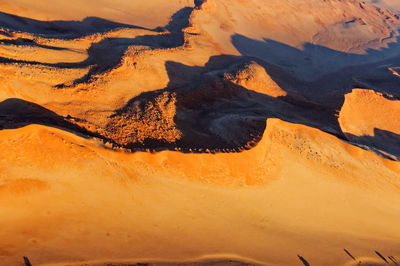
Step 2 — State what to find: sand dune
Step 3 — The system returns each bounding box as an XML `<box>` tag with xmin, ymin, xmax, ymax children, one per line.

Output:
<box><xmin>0</xmin><ymin>0</ymin><xmax>400</xmax><ymax>265</ymax></box>
<box><xmin>1</xmin><ymin>119</ymin><xmax>400</xmax><ymax>266</ymax></box>
<box><xmin>192</xmin><ymin>0</ymin><xmax>400</xmax><ymax>80</ymax></box>
<box><xmin>339</xmin><ymin>89</ymin><xmax>400</xmax><ymax>160</ymax></box>
<box><xmin>0</xmin><ymin>0</ymin><xmax>194</xmax><ymax>28</ymax></box>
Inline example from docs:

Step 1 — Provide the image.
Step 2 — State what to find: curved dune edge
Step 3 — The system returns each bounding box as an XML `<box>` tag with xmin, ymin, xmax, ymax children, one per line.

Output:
<box><xmin>339</xmin><ymin>88</ymin><xmax>400</xmax><ymax>159</ymax></box>
<box><xmin>44</xmin><ymin>254</ymin><xmax>263</xmax><ymax>266</ymax></box>
<box><xmin>339</xmin><ymin>89</ymin><xmax>400</xmax><ymax>137</ymax></box>
<box><xmin>1</xmin><ymin>118</ymin><xmax>399</xmax><ymax>186</ymax></box>
<box><xmin>0</xmin><ymin>0</ymin><xmax>194</xmax><ymax>28</ymax></box>
<box><xmin>1</xmin><ymin>118</ymin><xmax>400</xmax><ymax>265</ymax></box>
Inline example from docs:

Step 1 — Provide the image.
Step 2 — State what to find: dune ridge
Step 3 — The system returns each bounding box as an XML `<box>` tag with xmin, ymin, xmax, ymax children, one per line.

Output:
<box><xmin>1</xmin><ymin>118</ymin><xmax>400</xmax><ymax>265</ymax></box>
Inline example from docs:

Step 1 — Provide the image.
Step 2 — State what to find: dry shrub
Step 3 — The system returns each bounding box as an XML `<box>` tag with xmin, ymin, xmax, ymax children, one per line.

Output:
<box><xmin>105</xmin><ymin>91</ymin><xmax>182</xmax><ymax>146</ymax></box>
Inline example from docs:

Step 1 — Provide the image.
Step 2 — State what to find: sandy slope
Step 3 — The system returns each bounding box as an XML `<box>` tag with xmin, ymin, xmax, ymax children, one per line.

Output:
<box><xmin>191</xmin><ymin>0</ymin><xmax>400</xmax><ymax>80</ymax></box>
<box><xmin>1</xmin><ymin>119</ymin><xmax>400</xmax><ymax>266</ymax></box>
<box><xmin>0</xmin><ymin>0</ymin><xmax>400</xmax><ymax>265</ymax></box>
<box><xmin>0</xmin><ymin>0</ymin><xmax>194</xmax><ymax>28</ymax></box>
<box><xmin>340</xmin><ymin>89</ymin><xmax>400</xmax><ymax>138</ymax></box>
<box><xmin>365</xmin><ymin>0</ymin><xmax>400</xmax><ymax>11</ymax></box>
<box><xmin>339</xmin><ymin>89</ymin><xmax>400</xmax><ymax>160</ymax></box>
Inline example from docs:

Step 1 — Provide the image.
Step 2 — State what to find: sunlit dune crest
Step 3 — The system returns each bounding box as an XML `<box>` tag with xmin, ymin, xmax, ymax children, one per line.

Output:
<box><xmin>0</xmin><ymin>0</ymin><xmax>400</xmax><ymax>265</ymax></box>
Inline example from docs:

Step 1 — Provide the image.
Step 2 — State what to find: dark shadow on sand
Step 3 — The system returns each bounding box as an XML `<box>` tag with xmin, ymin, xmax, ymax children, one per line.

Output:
<box><xmin>1</xmin><ymin>12</ymin><xmax>399</xmax><ymax>156</ymax></box>
<box><xmin>0</xmin><ymin>7</ymin><xmax>195</xmax><ymax>87</ymax></box>
<box><xmin>107</xmin><ymin>55</ymin><xmax>344</xmax><ymax>152</ymax></box>
<box><xmin>232</xmin><ymin>33</ymin><xmax>400</xmax><ymax>110</ymax></box>
<box><xmin>0</xmin><ymin>55</ymin><xmax>345</xmax><ymax>154</ymax></box>
<box><xmin>0</xmin><ymin>11</ymin><xmax>148</xmax><ymax>39</ymax></box>
<box><xmin>345</xmin><ymin>129</ymin><xmax>400</xmax><ymax>160</ymax></box>
<box><xmin>232</xmin><ymin>34</ymin><xmax>400</xmax><ymax>82</ymax></box>
<box><xmin>0</xmin><ymin>98</ymin><xmax>114</xmax><ymax>143</ymax></box>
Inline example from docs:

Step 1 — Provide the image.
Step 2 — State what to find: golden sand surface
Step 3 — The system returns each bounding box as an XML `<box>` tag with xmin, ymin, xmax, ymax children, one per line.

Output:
<box><xmin>0</xmin><ymin>0</ymin><xmax>400</xmax><ymax>265</ymax></box>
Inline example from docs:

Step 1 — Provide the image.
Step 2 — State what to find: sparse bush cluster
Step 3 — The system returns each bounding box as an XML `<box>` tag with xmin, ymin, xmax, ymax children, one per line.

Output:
<box><xmin>105</xmin><ymin>92</ymin><xmax>182</xmax><ymax>146</ymax></box>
